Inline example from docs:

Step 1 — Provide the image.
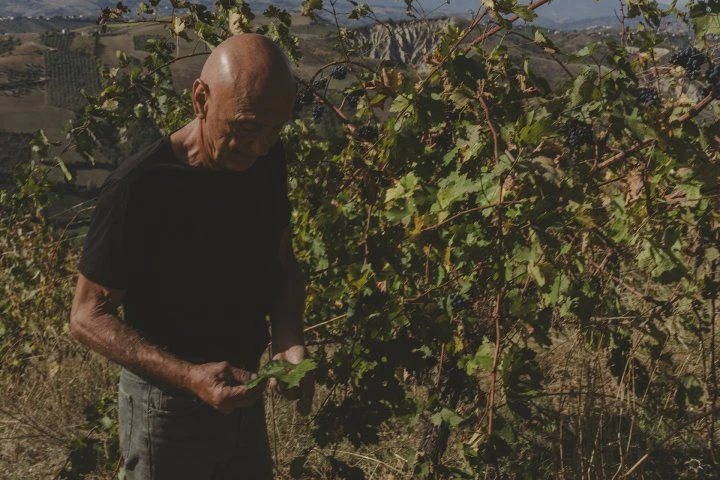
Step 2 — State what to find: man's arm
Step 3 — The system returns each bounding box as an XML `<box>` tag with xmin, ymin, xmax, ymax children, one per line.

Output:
<box><xmin>269</xmin><ymin>226</ymin><xmax>314</xmax><ymax>414</ymax></box>
<box><xmin>70</xmin><ymin>274</ymin><xmax>264</xmax><ymax>413</ymax></box>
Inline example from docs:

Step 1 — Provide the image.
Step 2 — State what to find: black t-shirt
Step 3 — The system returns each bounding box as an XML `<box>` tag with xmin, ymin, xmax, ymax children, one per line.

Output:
<box><xmin>79</xmin><ymin>136</ymin><xmax>291</xmax><ymax>370</ymax></box>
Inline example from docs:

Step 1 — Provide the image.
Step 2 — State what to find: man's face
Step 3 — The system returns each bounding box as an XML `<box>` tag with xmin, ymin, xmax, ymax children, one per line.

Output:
<box><xmin>203</xmin><ymin>79</ymin><xmax>295</xmax><ymax>171</ymax></box>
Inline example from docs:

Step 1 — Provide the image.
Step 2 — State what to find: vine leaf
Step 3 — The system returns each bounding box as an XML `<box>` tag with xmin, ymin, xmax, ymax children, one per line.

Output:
<box><xmin>430</xmin><ymin>407</ymin><xmax>464</xmax><ymax>428</ymax></box>
<box><xmin>245</xmin><ymin>359</ymin><xmax>317</xmax><ymax>389</ymax></box>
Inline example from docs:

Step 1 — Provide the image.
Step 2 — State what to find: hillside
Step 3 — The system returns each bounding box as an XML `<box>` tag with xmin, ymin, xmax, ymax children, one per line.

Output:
<box><xmin>0</xmin><ymin>12</ymin><xmax>686</xmax><ymax>197</ymax></box>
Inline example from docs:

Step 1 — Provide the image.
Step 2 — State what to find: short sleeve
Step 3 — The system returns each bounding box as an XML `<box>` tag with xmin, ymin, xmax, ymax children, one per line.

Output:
<box><xmin>78</xmin><ymin>181</ymin><xmax>130</xmax><ymax>289</ymax></box>
<box><xmin>272</xmin><ymin>142</ymin><xmax>292</xmax><ymax>229</ymax></box>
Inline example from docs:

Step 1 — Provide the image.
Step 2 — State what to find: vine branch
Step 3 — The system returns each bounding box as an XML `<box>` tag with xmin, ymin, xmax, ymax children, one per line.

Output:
<box><xmin>464</xmin><ymin>0</ymin><xmax>552</xmax><ymax>52</ymax></box>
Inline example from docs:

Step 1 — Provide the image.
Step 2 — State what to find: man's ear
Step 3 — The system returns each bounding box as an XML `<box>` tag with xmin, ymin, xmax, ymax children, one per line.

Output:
<box><xmin>192</xmin><ymin>79</ymin><xmax>209</xmax><ymax>119</ymax></box>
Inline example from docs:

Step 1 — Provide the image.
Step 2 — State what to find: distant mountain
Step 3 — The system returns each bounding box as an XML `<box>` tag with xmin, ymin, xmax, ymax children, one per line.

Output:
<box><xmin>0</xmin><ymin>0</ymin><xmax>690</xmax><ymax>30</ymax></box>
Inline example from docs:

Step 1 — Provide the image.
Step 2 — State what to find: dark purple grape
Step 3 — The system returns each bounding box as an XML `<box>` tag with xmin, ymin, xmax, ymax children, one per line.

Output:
<box><xmin>298</xmin><ymin>88</ymin><xmax>314</xmax><ymax>105</ymax></box>
<box><xmin>330</xmin><ymin>65</ymin><xmax>348</xmax><ymax>80</ymax></box>
<box><xmin>312</xmin><ymin>105</ymin><xmax>324</xmax><ymax>120</ymax></box>
<box><xmin>638</xmin><ymin>87</ymin><xmax>659</xmax><ymax>107</ymax></box>
<box><xmin>670</xmin><ymin>46</ymin><xmax>707</xmax><ymax>80</ymax></box>
<box><xmin>346</xmin><ymin>91</ymin><xmax>361</xmax><ymax>108</ymax></box>
<box><xmin>563</xmin><ymin>119</ymin><xmax>593</xmax><ymax>150</ymax></box>
<box><xmin>449</xmin><ymin>292</ymin><xmax>470</xmax><ymax>310</ymax></box>
<box><xmin>356</xmin><ymin>125</ymin><xmax>377</xmax><ymax>141</ymax></box>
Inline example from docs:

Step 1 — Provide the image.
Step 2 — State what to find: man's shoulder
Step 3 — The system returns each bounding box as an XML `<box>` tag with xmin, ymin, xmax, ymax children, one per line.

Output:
<box><xmin>103</xmin><ymin>136</ymin><xmax>173</xmax><ymax>189</ymax></box>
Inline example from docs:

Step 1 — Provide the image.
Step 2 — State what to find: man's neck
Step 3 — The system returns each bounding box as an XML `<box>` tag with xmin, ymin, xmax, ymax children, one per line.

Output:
<box><xmin>169</xmin><ymin>120</ymin><xmax>213</xmax><ymax>168</ymax></box>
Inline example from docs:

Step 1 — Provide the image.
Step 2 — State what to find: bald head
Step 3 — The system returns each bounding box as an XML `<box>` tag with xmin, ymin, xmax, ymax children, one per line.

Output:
<box><xmin>200</xmin><ymin>33</ymin><xmax>295</xmax><ymax>100</ymax></box>
<box><xmin>185</xmin><ymin>34</ymin><xmax>297</xmax><ymax>171</ymax></box>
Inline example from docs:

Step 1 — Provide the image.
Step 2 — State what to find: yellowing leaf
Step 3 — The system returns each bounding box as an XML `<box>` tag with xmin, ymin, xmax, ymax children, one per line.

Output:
<box><xmin>172</xmin><ymin>15</ymin><xmax>186</xmax><ymax>35</ymax></box>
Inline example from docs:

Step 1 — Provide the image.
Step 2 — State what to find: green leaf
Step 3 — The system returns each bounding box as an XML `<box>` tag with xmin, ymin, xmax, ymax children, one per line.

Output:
<box><xmin>430</xmin><ymin>407</ymin><xmax>464</xmax><ymax>428</ymax></box>
<box><xmin>570</xmin><ymin>69</ymin><xmax>598</xmax><ymax>107</ymax></box>
<box><xmin>511</xmin><ymin>5</ymin><xmax>537</xmax><ymax>21</ymax></box>
<box><xmin>465</xmin><ymin>337</ymin><xmax>494</xmax><ymax>374</ymax></box>
<box><xmin>636</xmin><ymin>239</ymin><xmax>687</xmax><ymax>284</ymax></box>
<box><xmin>349</xmin><ymin>3</ymin><xmax>372</xmax><ymax>20</ymax></box>
<box><xmin>55</xmin><ymin>156</ymin><xmax>72</xmax><ymax>182</ymax></box>
<box><xmin>625</xmin><ymin>109</ymin><xmax>657</xmax><ymax>141</ymax></box>
<box><xmin>301</xmin><ymin>0</ymin><xmax>323</xmax><ymax>16</ymax></box>
<box><xmin>692</xmin><ymin>13</ymin><xmax>720</xmax><ymax>38</ymax></box>
<box><xmin>519</xmin><ymin>117</ymin><xmax>554</xmax><ymax>144</ymax></box>
<box><xmin>432</xmin><ymin>171</ymin><xmax>483</xmax><ymax>211</ymax></box>
<box><xmin>569</xmin><ymin>43</ymin><xmax>597</xmax><ymax>62</ymax></box>
<box><xmin>528</xmin><ymin>262</ymin><xmax>551</xmax><ymax>287</ymax></box>
<box><xmin>385</xmin><ymin>172</ymin><xmax>418</xmax><ymax>203</ymax></box>
<box><xmin>245</xmin><ymin>359</ymin><xmax>317</xmax><ymax>389</ymax></box>
<box><xmin>389</xmin><ymin>94</ymin><xmax>412</xmax><ymax>114</ymax></box>
<box><xmin>533</xmin><ymin>29</ymin><xmax>553</xmax><ymax>49</ymax></box>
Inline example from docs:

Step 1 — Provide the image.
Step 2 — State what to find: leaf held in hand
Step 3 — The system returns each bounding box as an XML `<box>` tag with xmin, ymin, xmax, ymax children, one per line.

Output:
<box><xmin>245</xmin><ymin>359</ymin><xmax>316</xmax><ymax>389</ymax></box>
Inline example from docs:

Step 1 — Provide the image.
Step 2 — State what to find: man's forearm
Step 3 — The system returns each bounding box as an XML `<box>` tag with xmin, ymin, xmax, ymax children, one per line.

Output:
<box><xmin>270</xmin><ymin>254</ymin><xmax>306</xmax><ymax>353</ymax></box>
<box><xmin>71</xmin><ymin>308</ymin><xmax>194</xmax><ymax>391</ymax></box>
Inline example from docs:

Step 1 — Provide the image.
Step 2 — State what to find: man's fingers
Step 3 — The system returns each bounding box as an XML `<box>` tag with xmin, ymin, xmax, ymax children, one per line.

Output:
<box><xmin>268</xmin><ymin>377</ymin><xmax>283</xmax><ymax>394</ymax></box>
<box><xmin>227</xmin><ymin>366</ymin><xmax>253</xmax><ymax>385</ymax></box>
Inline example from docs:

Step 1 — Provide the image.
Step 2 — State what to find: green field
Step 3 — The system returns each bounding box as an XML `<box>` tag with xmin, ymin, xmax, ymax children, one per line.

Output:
<box><xmin>45</xmin><ymin>50</ymin><xmax>99</xmax><ymax>108</ymax></box>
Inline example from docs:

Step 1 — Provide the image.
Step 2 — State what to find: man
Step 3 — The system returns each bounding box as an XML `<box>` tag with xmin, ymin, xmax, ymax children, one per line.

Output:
<box><xmin>70</xmin><ymin>33</ymin><xmax>313</xmax><ymax>479</ymax></box>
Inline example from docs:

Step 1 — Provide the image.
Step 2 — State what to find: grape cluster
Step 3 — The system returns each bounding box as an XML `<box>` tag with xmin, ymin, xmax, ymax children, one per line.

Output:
<box><xmin>296</xmin><ymin>88</ymin><xmax>314</xmax><ymax>107</ymax></box>
<box><xmin>449</xmin><ymin>292</ymin><xmax>470</xmax><ymax>310</ymax></box>
<box><xmin>312</xmin><ymin>105</ymin><xmax>324</xmax><ymax>120</ymax></box>
<box><xmin>330</xmin><ymin>65</ymin><xmax>347</xmax><ymax>80</ymax></box>
<box><xmin>670</xmin><ymin>46</ymin><xmax>707</xmax><ymax>79</ymax></box>
<box><xmin>346</xmin><ymin>91</ymin><xmax>361</xmax><ymax>108</ymax></box>
<box><xmin>638</xmin><ymin>87</ymin><xmax>659</xmax><ymax>107</ymax></box>
<box><xmin>293</xmin><ymin>88</ymin><xmax>314</xmax><ymax>117</ymax></box>
<box><xmin>356</xmin><ymin>125</ymin><xmax>378</xmax><ymax>141</ymax></box>
<box><xmin>563</xmin><ymin>119</ymin><xmax>594</xmax><ymax>150</ymax></box>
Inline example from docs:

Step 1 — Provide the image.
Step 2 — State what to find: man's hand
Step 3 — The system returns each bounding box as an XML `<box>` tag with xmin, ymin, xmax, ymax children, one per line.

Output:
<box><xmin>269</xmin><ymin>345</ymin><xmax>314</xmax><ymax>415</ymax></box>
<box><xmin>187</xmin><ymin>361</ymin><xmax>266</xmax><ymax>414</ymax></box>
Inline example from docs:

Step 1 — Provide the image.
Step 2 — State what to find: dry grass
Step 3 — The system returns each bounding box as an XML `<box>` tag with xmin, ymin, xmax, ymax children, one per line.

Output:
<box><xmin>1</xmin><ymin>343</ymin><xmax>419</xmax><ymax>480</ymax></box>
<box><xmin>0</xmin><ymin>348</ymin><xmax>119</xmax><ymax>479</ymax></box>
<box><xmin>0</xmin><ymin>309</ymin><xmax>715</xmax><ymax>479</ymax></box>
<box><xmin>266</xmin><ymin>374</ymin><xmax>419</xmax><ymax>479</ymax></box>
